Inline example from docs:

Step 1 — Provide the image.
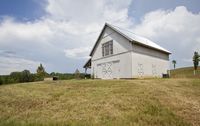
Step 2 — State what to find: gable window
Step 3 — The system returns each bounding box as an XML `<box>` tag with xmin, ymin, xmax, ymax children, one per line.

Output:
<box><xmin>102</xmin><ymin>40</ymin><xmax>113</xmax><ymax>57</ymax></box>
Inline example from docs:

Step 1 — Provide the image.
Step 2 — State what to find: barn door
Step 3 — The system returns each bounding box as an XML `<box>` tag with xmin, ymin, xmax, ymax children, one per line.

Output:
<box><xmin>100</xmin><ymin>61</ymin><xmax>120</xmax><ymax>79</ymax></box>
<box><xmin>102</xmin><ymin>63</ymin><xmax>107</xmax><ymax>79</ymax></box>
<box><xmin>106</xmin><ymin>62</ymin><xmax>113</xmax><ymax>79</ymax></box>
<box><xmin>101</xmin><ymin>62</ymin><xmax>113</xmax><ymax>79</ymax></box>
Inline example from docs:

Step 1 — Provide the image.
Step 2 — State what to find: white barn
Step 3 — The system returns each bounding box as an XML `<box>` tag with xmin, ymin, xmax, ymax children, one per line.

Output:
<box><xmin>84</xmin><ymin>23</ymin><xmax>171</xmax><ymax>79</ymax></box>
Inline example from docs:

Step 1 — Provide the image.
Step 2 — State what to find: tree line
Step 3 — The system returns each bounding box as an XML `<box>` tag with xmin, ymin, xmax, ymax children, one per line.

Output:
<box><xmin>0</xmin><ymin>64</ymin><xmax>88</xmax><ymax>85</ymax></box>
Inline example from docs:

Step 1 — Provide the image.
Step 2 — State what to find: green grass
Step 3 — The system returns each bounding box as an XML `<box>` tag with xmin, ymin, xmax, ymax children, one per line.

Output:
<box><xmin>170</xmin><ymin>67</ymin><xmax>200</xmax><ymax>78</ymax></box>
<box><xmin>0</xmin><ymin>79</ymin><xmax>200</xmax><ymax>126</ymax></box>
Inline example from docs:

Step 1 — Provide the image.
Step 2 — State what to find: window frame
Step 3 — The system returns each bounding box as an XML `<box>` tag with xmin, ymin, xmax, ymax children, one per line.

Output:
<box><xmin>102</xmin><ymin>40</ymin><xmax>113</xmax><ymax>57</ymax></box>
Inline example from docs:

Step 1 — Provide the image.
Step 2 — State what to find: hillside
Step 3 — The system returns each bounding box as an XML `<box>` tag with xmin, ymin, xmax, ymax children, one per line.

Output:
<box><xmin>0</xmin><ymin>79</ymin><xmax>200</xmax><ymax>126</ymax></box>
<box><xmin>170</xmin><ymin>67</ymin><xmax>200</xmax><ymax>78</ymax></box>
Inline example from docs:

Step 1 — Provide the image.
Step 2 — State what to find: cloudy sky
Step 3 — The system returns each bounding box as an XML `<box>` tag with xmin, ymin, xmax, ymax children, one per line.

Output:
<box><xmin>0</xmin><ymin>0</ymin><xmax>200</xmax><ymax>75</ymax></box>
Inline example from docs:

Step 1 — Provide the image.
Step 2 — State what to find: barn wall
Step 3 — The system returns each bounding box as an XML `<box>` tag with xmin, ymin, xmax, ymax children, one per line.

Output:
<box><xmin>131</xmin><ymin>50</ymin><xmax>169</xmax><ymax>78</ymax></box>
<box><xmin>91</xmin><ymin>52</ymin><xmax>132</xmax><ymax>79</ymax></box>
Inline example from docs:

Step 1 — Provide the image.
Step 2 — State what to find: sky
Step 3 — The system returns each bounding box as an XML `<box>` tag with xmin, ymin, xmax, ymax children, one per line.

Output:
<box><xmin>0</xmin><ymin>0</ymin><xmax>200</xmax><ymax>75</ymax></box>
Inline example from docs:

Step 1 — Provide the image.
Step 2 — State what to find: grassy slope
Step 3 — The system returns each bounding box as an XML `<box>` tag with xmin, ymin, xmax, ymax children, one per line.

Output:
<box><xmin>170</xmin><ymin>67</ymin><xmax>200</xmax><ymax>78</ymax></box>
<box><xmin>0</xmin><ymin>79</ymin><xmax>200</xmax><ymax>126</ymax></box>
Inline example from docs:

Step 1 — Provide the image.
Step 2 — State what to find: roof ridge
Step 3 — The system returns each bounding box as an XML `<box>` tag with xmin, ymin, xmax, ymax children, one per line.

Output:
<box><xmin>108</xmin><ymin>24</ymin><xmax>153</xmax><ymax>42</ymax></box>
<box><xmin>108</xmin><ymin>24</ymin><xmax>139</xmax><ymax>36</ymax></box>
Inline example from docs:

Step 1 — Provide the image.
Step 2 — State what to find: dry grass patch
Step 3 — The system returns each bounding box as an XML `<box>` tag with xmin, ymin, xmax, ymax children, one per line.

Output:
<box><xmin>0</xmin><ymin>79</ymin><xmax>199</xmax><ymax>126</ymax></box>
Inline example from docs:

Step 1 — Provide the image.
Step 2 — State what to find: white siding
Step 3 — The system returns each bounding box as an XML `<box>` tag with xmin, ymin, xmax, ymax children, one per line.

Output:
<box><xmin>131</xmin><ymin>51</ymin><xmax>169</xmax><ymax>78</ymax></box>
<box><xmin>92</xmin><ymin>52</ymin><xmax>132</xmax><ymax>79</ymax></box>
<box><xmin>92</xmin><ymin>27</ymin><xmax>132</xmax><ymax>60</ymax></box>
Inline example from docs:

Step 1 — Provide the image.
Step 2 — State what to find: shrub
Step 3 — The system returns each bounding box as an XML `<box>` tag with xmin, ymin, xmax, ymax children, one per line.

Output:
<box><xmin>10</xmin><ymin>72</ymin><xmax>21</xmax><ymax>83</ymax></box>
<box><xmin>33</xmin><ymin>74</ymin><xmax>44</xmax><ymax>81</ymax></box>
<box><xmin>0</xmin><ymin>77</ymin><xmax>3</xmax><ymax>85</ymax></box>
<box><xmin>85</xmin><ymin>74</ymin><xmax>91</xmax><ymax>79</ymax></box>
<box><xmin>20</xmin><ymin>70</ymin><xmax>33</xmax><ymax>82</ymax></box>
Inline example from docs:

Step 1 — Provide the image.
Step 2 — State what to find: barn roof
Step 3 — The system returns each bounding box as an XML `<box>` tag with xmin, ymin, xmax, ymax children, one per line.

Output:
<box><xmin>89</xmin><ymin>23</ymin><xmax>171</xmax><ymax>56</ymax></box>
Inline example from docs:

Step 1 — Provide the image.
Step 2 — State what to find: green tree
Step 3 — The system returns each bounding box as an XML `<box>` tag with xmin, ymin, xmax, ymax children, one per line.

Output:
<box><xmin>21</xmin><ymin>70</ymin><xmax>33</xmax><ymax>82</ymax></box>
<box><xmin>36</xmin><ymin>64</ymin><xmax>46</xmax><ymax>79</ymax></box>
<box><xmin>10</xmin><ymin>72</ymin><xmax>21</xmax><ymax>83</ymax></box>
<box><xmin>172</xmin><ymin>60</ymin><xmax>177</xmax><ymax>69</ymax></box>
<box><xmin>193</xmin><ymin>51</ymin><xmax>200</xmax><ymax>75</ymax></box>
<box><xmin>10</xmin><ymin>70</ymin><xmax>34</xmax><ymax>83</ymax></box>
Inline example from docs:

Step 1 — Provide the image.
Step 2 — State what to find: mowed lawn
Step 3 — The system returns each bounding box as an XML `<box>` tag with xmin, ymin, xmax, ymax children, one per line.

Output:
<box><xmin>0</xmin><ymin>79</ymin><xmax>200</xmax><ymax>126</ymax></box>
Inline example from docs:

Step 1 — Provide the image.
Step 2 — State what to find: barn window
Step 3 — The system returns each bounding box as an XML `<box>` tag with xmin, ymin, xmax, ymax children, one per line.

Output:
<box><xmin>102</xmin><ymin>40</ymin><xmax>113</xmax><ymax>57</ymax></box>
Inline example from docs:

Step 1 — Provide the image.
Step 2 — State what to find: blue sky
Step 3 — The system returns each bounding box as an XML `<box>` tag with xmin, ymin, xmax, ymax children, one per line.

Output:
<box><xmin>0</xmin><ymin>0</ymin><xmax>200</xmax><ymax>74</ymax></box>
<box><xmin>1</xmin><ymin>0</ymin><xmax>200</xmax><ymax>21</ymax></box>
<box><xmin>129</xmin><ymin>0</ymin><xmax>200</xmax><ymax>21</ymax></box>
<box><xmin>0</xmin><ymin>0</ymin><xmax>47</xmax><ymax>21</ymax></box>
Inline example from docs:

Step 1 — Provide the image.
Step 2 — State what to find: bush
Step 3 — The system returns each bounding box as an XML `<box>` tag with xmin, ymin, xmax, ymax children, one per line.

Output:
<box><xmin>0</xmin><ymin>70</ymin><xmax>41</xmax><ymax>85</ymax></box>
<box><xmin>34</xmin><ymin>74</ymin><xmax>44</xmax><ymax>81</ymax></box>
<box><xmin>10</xmin><ymin>70</ymin><xmax>35</xmax><ymax>83</ymax></box>
<box><xmin>0</xmin><ymin>77</ymin><xmax>3</xmax><ymax>85</ymax></box>
<box><xmin>49</xmin><ymin>73</ymin><xmax>86</xmax><ymax>80</ymax></box>
<box><xmin>51</xmin><ymin>73</ymin><xmax>74</xmax><ymax>80</ymax></box>
<box><xmin>85</xmin><ymin>74</ymin><xmax>91</xmax><ymax>79</ymax></box>
<box><xmin>3</xmin><ymin>76</ymin><xmax>13</xmax><ymax>84</ymax></box>
<box><xmin>20</xmin><ymin>70</ymin><xmax>34</xmax><ymax>82</ymax></box>
<box><xmin>10</xmin><ymin>72</ymin><xmax>21</xmax><ymax>82</ymax></box>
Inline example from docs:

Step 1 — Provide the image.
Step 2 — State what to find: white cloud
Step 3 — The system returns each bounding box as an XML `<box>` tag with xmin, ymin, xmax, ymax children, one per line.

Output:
<box><xmin>64</xmin><ymin>47</ymin><xmax>90</xmax><ymax>59</ymax></box>
<box><xmin>45</xmin><ymin>0</ymin><xmax>132</xmax><ymax>24</ymax></box>
<box><xmin>0</xmin><ymin>0</ymin><xmax>133</xmax><ymax>74</ymax></box>
<box><xmin>0</xmin><ymin>56</ymin><xmax>40</xmax><ymax>75</ymax></box>
<box><xmin>133</xmin><ymin>6</ymin><xmax>200</xmax><ymax>68</ymax></box>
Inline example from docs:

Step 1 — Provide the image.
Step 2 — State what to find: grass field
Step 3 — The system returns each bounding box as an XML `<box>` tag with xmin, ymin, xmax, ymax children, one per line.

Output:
<box><xmin>170</xmin><ymin>67</ymin><xmax>200</xmax><ymax>78</ymax></box>
<box><xmin>0</xmin><ymin>79</ymin><xmax>200</xmax><ymax>126</ymax></box>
